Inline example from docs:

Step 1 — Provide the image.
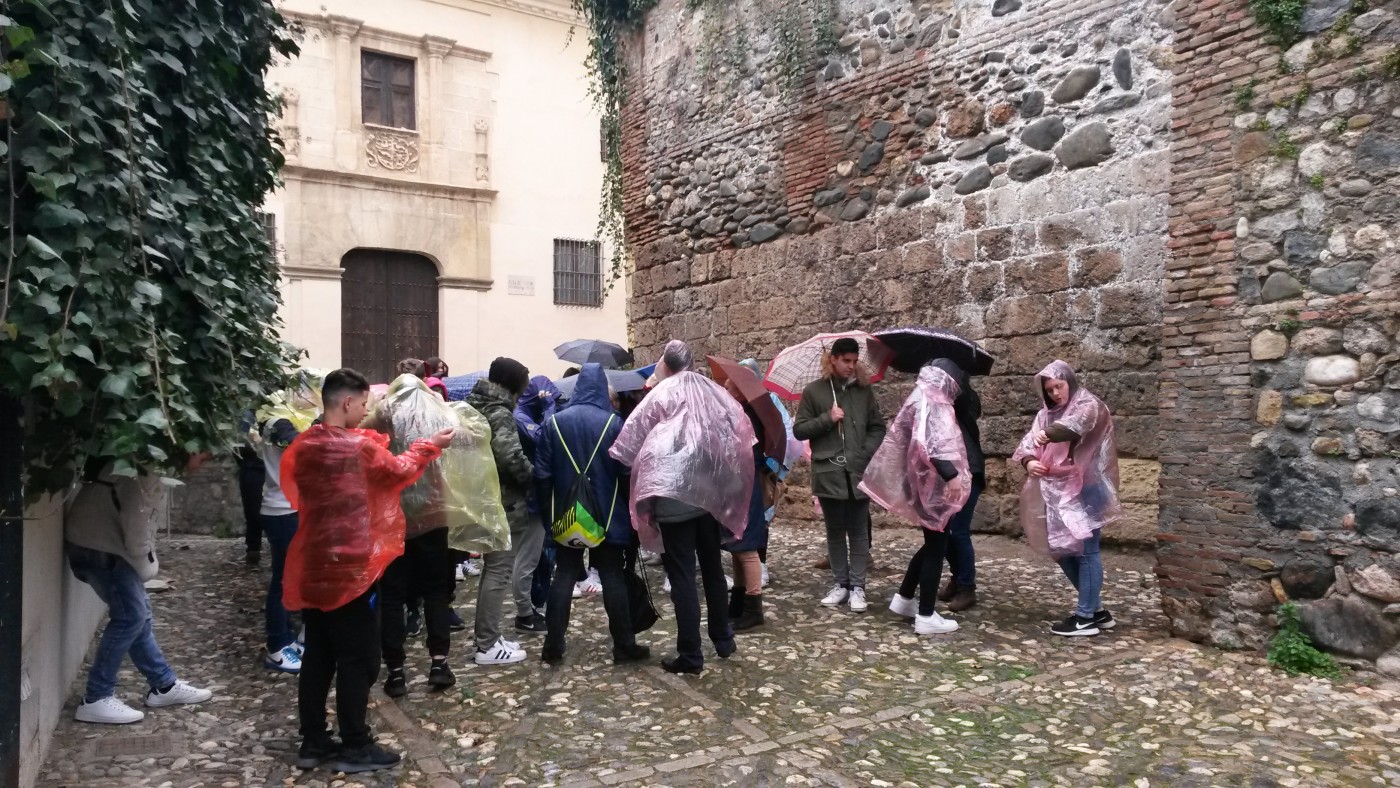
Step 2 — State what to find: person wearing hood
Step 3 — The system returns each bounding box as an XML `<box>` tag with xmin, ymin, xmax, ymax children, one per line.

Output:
<box><xmin>610</xmin><ymin>340</ymin><xmax>755</xmax><ymax>674</ymax></box>
<box><xmin>792</xmin><ymin>337</ymin><xmax>887</xmax><ymax>613</ymax></box>
<box><xmin>891</xmin><ymin>358</ymin><xmax>986</xmax><ymax>615</ymax></box>
<box><xmin>466</xmin><ymin>358</ymin><xmax>538</xmax><ymax>665</ymax></box>
<box><xmin>515</xmin><ymin>375</ymin><xmax>563</xmax><ymax>631</ymax></box>
<box><xmin>534</xmin><ymin>364</ymin><xmax>648</xmax><ymax>664</ymax></box>
<box><xmin>738</xmin><ymin>357</ymin><xmax>799</xmax><ymax>588</ymax></box>
<box><xmin>1011</xmin><ymin>360</ymin><xmax>1121</xmax><ymax>638</ymax></box>
<box><xmin>864</xmin><ymin>363</ymin><xmax>970</xmax><ymax>636</ymax></box>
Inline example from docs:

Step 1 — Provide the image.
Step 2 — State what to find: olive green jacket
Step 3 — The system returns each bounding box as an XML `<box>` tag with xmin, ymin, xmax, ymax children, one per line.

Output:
<box><xmin>792</xmin><ymin>377</ymin><xmax>886</xmax><ymax>500</ymax></box>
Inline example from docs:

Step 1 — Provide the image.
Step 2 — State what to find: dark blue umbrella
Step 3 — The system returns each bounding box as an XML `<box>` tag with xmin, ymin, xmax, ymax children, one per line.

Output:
<box><xmin>554</xmin><ymin>339</ymin><xmax>634</xmax><ymax>368</ymax></box>
<box><xmin>873</xmin><ymin>327</ymin><xmax>995</xmax><ymax>376</ymax></box>
<box><xmin>441</xmin><ymin>371</ymin><xmax>487</xmax><ymax>401</ymax></box>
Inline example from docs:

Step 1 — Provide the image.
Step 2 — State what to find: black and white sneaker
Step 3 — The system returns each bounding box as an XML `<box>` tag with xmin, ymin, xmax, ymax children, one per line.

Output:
<box><xmin>332</xmin><ymin>742</ymin><xmax>401</xmax><ymax>774</ymax></box>
<box><xmin>1051</xmin><ymin>614</ymin><xmax>1101</xmax><ymax>637</ymax></box>
<box><xmin>1094</xmin><ymin>609</ymin><xmax>1117</xmax><ymax>630</ymax></box>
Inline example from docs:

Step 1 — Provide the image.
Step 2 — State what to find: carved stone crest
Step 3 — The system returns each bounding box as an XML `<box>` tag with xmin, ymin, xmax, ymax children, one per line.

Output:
<box><xmin>365</xmin><ymin>127</ymin><xmax>420</xmax><ymax>172</ymax></box>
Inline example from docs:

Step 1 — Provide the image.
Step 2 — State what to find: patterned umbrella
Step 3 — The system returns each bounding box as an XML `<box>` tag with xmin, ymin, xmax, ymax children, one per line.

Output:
<box><xmin>441</xmin><ymin>371</ymin><xmax>487</xmax><ymax>402</ymax></box>
<box><xmin>762</xmin><ymin>331</ymin><xmax>894</xmax><ymax>401</ymax></box>
<box><xmin>873</xmin><ymin>326</ymin><xmax>996</xmax><ymax>376</ymax></box>
<box><xmin>554</xmin><ymin>339</ymin><xmax>634</xmax><ymax>368</ymax></box>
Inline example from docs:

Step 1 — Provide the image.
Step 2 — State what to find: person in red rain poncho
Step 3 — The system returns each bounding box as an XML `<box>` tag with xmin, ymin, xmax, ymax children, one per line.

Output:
<box><xmin>280</xmin><ymin>369</ymin><xmax>453</xmax><ymax>774</ymax></box>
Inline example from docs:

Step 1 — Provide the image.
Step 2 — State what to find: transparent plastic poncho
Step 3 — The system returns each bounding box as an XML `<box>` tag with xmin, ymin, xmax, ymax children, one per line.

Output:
<box><xmin>361</xmin><ymin>374</ymin><xmax>511</xmax><ymax>553</ymax></box>
<box><xmin>609</xmin><ymin>370</ymin><xmax>756</xmax><ymax>554</ymax></box>
<box><xmin>252</xmin><ymin>368</ymin><xmax>324</xmax><ymax>440</ymax></box>
<box><xmin>1011</xmin><ymin>360</ymin><xmax>1122</xmax><ymax>559</ymax></box>
<box><xmin>859</xmin><ymin>365</ymin><xmax>970</xmax><ymax>532</ymax></box>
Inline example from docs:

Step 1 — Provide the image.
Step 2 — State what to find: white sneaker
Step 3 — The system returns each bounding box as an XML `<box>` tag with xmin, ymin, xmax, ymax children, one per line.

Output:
<box><xmin>572</xmin><ymin>581</ymin><xmax>584</xmax><ymax>599</ymax></box>
<box><xmin>915</xmin><ymin>612</ymin><xmax>959</xmax><ymax>635</ymax></box>
<box><xmin>475</xmin><ymin>637</ymin><xmax>527</xmax><ymax>665</ymax></box>
<box><xmin>265</xmin><ymin>645</ymin><xmax>302</xmax><ymax>673</ymax></box>
<box><xmin>821</xmin><ymin>586</ymin><xmax>849</xmax><ymax>606</ymax></box>
<box><xmin>848</xmin><ymin>587</ymin><xmax>868</xmax><ymax>612</ymax></box>
<box><xmin>888</xmin><ymin>593</ymin><xmax>918</xmax><ymax>619</ymax></box>
<box><xmin>75</xmin><ymin>696</ymin><xmax>144</xmax><ymax>724</ymax></box>
<box><xmin>760</xmin><ymin>562</ymin><xmax>771</xmax><ymax>588</ymax></box>
<box><xmin>580</xmin><ymin>567</ymin><xmax>603</xmax><ymax>595</ymax></box>
<box><xmin>725</xmin><ymin>574</ymin><xmax>734</xmax><ymax>590</ymax></box>
<box><xmin>465</xmin><ymin>557</ymin><xmax>483</xmax><ymax>576</ymax></box>
<box><xmin>145</xmin><ymin>680</ymin><xmax>213</xmax><ymax>708</ymax></box>
<box><xmin>642</xmin><ymin>550</ymin><xmax>664</xmax><ymax>567</ymax></box>
<box><xmin>455</xmin><ymin>563</ymin><xmax>465</xmax><ymax>582</ymax></box>
<box><xmin>663</xmin><ymin>575</ymin><xmax>672</xmax><ymax>594</ymax></box>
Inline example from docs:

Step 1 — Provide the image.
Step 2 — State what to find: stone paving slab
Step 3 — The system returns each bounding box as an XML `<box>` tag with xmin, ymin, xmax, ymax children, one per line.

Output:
<box><xmin>35</xmin><ymin>526</ymin><xmax>1400</xmax><ymax>787</ymax></box>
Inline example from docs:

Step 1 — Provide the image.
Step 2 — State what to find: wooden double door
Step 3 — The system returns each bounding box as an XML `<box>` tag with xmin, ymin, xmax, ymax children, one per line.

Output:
<box><xmin>340</xmin><ymin>249</ymin><xmax>439</xmax><ymax>383</ymax></box>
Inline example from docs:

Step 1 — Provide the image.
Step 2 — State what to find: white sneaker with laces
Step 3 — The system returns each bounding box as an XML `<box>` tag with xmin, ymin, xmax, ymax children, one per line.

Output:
<box><xmin>265</xmin><ymin>645</ymin><xmax>303</xmax><ymax>673</ymax></box>
<box><xmin>572</xmin><ymin>581</ymin><xmax>584</xmax><ymax>599</ymax></box>
<box><xmin>75</xmin><ymin>696</ymin><xmax>144</xmax><ymax>724</ymax></box>
<box><xmin>455</xmin><ymin>563</ymin><xmax>465</xmax><ymax>582</ymax></box>
<box><xmin>465</xmin><ymin>557</ymin><xmax>483</xmax><ymax>576</ymax></box>
<box><xmin>580</xmin><ymin>567</ymin><xmax>603</xmax><ymax>595</ymax></box>
<box><xmin>725</xmin><ymin>574</ymin><xmax>734</xmax><ymax>590</ymax></box>
<box><xmin>475</xmin><ymin>637</ymin><xmax>527</xmax><ymax>665</ymax></box>
<box><xmin>145</xmin><ymin>680</ymin><xmax>213</xmax><ymax>708</ymax></box>
<box><xmin>888</xmin><ymin>593</ymin><xmax>917</xmax><ymax>618</ymax></box>
<box><xmin>848</xmin><ymin>587</ymin><xmax>868</xmax><ymax>612</ymax></box>
<box><xmin>760</xmin><ymin>562</ymin><xmax>771</xmax><ymax>588</ymax></box>
<box><xmin>915</xmin><ymin>612</ymin><xmax>959</xmax><ymax>635</ymax></box>
<box><xmin>820</xmin><ymin>586</ymin><xmax>849</xmax><ymax>606</ymax></box>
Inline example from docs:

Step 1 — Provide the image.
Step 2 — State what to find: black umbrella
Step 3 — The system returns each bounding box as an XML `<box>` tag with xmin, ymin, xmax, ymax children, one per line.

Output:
<box><xmin>873</xmin><ymin>327</ymin><xmax>995</xmax><ymax>376</ymax></box>
<box><xmin>554</xmin><ymin>339</ymin><xmax>634</xmax><ymax>368</ymax></box>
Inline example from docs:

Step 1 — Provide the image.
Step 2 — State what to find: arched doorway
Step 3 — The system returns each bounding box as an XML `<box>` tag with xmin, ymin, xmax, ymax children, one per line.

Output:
<box><xmin>340</xmin><ymin>249</ymin><xmax>439</xmax><ymax>383</ymax></box>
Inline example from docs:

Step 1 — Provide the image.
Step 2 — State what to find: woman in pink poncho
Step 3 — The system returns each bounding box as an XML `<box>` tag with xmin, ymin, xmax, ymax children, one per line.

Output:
<box><xmin>610</xmin><ymin>340</ymin><xmax>755</xmax><ymax>674</ymax></box>
<box><xmin>1011</xmin><ymin>360</ymin><xmax>1121</xmax><ymax>638</ymax></box>
<box><xmin>858</xmin><ymin>364</ymin><xmax>970</xmax><ymax>636</ymax></box>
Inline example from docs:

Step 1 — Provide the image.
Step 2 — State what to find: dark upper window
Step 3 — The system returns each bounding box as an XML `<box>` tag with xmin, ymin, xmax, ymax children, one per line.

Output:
<box><xmin>361</xmin><ymin>51</ymin><xmax>416</xmax><ymax>129</ymax></box>
<box><xmin>553</xmin><ymin>239</ymin><xmax>603</xmax><ymax>308</ymax></box>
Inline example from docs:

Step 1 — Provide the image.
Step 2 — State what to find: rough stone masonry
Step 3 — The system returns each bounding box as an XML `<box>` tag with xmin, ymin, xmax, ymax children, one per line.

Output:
<box><xmin>618</xmin><ymin>0</ymin><xmax>1400</xmax><ymax>666</ymax></box>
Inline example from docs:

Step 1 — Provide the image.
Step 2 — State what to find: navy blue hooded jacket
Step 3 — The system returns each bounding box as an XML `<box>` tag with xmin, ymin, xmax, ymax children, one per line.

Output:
<box><xmin>534</xmin><ymin>364</ymin><xmax>632</xmax><ymax>546</ymax></box>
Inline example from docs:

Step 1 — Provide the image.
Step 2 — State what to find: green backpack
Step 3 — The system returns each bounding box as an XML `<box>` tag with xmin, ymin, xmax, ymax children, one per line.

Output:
<box><xmin>549</xmin><ymin>415</ymin><xmax>618</xmax><ymax>549</ymax></box>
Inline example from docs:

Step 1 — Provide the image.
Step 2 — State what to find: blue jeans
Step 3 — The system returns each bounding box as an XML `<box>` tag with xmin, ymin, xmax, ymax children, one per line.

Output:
<box><xmin>944</xmin><ymin>480</ymin><xmax>983</xmax><ymax>590</ymax></box>
<box><xmin>1056</xmin><ymin>530</ymin><xmax>1103</xmax><ymax>619</ymax></box>
<box><xmin>67</xmin><ymin>545</ymin><xmax>177</xmax><ymax>702</ymax></box>
<box><xmin>262</xmin><ymin>513</ymin><xmax>299</xmax><ymax>652</ymax></box>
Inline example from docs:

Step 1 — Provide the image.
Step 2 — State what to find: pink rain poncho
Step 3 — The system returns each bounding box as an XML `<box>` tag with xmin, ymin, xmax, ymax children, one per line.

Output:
<box><xmin>609</xmin><ymin>370</ymin><xmax>757</xmax><ymax>554</ymax></box>
<box><xmin>859</xmin><ymin>364</ymin><xmax>971</xmax><ymax>532</ymax></box>
<box><xmin>1011</xmin><ymin>360</ymin><xmax>1121</xmax><ymax>559</ymax></box>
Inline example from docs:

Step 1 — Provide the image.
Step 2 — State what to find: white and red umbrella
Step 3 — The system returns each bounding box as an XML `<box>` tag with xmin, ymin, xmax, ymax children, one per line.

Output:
<box><xmin>762</xmin><ymin>331</ymin><xmax>894</xmax><ymax>402</ymax></box>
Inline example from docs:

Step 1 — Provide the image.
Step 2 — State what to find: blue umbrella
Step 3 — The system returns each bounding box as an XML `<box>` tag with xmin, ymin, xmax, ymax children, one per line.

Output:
<box><xmin>553</xmin><ymin>369</ymin><xmax>647</xmax><ymax>400</ymax></box>
<box><xmin>441</xmin><ymin>371</ymin><xmax>487</xmax><ymax>401</ymax></box>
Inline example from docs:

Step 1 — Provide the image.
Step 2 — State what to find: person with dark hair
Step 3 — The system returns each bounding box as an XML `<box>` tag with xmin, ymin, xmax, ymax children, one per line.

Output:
<box><xmin>424</xmin><ymin>357</ymin><xmax>449</xmax><ymax>378</ymax></box>
<box><xmin>237</xmin><ymin>409</ymin><xmax>266</xmax><ymax>566</ymax></box>
<box><xmin>65</xmin><ymin>455</ymin><xmax>215</xmax><ymax>725</ymax></box>
<box><xmin>396</xmin><ymin>358</ymin><xmax>427</xmax><ymax>379</ymax></box>
<box><xmin>466</xmin><ymin>357</ymin><xmax>537</xmax><ymax>665</ymax></box>
<box><xmin>282</xmin><ymin>368</ymin><xmax>453</xmax><ymax>773</ymax></box>
<box><xmin>793</xmin><ymin>337</ymin><xmax>886</xmax><ymax>613</ymax></box>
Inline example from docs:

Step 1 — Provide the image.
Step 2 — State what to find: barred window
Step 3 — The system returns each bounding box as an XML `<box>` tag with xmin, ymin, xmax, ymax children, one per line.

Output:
<box><xmin>553</xmin><ymin>239</ymin><xmax>602</xmax><ymax>308</ymax></box>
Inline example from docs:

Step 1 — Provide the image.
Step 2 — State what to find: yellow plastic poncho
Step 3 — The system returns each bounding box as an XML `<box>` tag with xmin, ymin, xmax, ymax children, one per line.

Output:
<box><xmin>252</xmin><ymin>368</ymin><xmax>325</xmax><ymax>440</ymax></box>
<box><xmin>362</xmin><ymin>374</ymin><xmax>511</xmax><ymax>553</ymax></box>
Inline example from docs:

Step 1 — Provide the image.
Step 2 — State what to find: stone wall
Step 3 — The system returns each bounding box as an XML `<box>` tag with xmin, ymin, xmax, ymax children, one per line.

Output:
<box><xmin>1161</xmin><ymin>0</ymin><xmax>1400</xmax><ymax>667</ymax></box>
<box><xmin>621</xmin><ymin>0</ymin><xmax>1174</xmax><ymax>544</ymax></box>
<box><xmin>168</xmin><ymin>457</ymin><xmax>246</xmax><ymax>538</ymax></box>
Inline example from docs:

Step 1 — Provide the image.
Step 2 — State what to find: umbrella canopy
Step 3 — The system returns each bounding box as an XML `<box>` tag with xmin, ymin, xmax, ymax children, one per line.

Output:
<box><xmin>873</xmin><ymin>327</ymin><xmax>996</xmax><ymax>376</ymax></box>
<box><xmin>553</xmin><ymin>368</ymin><xmax>648</xmax><ymax>401</ymax></box>
<box><xmin>554</xmin><ymin>339</ymin><xmax>634</xmax><ymax>369</ymax></box>
<box><xmin>763</xmin><ymin>331</ymin><xmax>895</xmax><ymax>401</ymax></box>
<box><xmin>707</xmin><ymin>355</ymin><xmax>787</xmax><ymax>461</ymax></box>
<box><xmin>441</xmin><ymin>371</ymin><xmax>487</xmax><ymax>402</ymax></box>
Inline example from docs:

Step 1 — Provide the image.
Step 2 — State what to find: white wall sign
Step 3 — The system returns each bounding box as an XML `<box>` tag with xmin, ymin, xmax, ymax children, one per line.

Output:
<box><xmin>508</xmin><ymin>275</ymin><xmax>535</xmax><ymax>296</ymax></box>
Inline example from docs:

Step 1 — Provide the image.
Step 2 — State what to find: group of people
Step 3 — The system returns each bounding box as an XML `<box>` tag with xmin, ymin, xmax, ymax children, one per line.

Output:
<box><xmin>59</xmin><ymin>335</ymin><xmax>1121</xmax><ymax>777</ymax></box>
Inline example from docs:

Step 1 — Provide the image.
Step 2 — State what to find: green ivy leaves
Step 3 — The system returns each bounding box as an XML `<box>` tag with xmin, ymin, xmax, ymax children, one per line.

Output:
<box><xmin>2</xmin><ymin>0</ymin><xmax>301</xmax><ymax>498</ymax></box>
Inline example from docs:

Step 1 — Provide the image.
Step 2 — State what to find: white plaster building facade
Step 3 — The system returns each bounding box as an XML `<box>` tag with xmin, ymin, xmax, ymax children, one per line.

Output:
<box><xmin>266</xmin><ymin>0</ymin><xmax>625</xmax><ymax>380</ymax></box>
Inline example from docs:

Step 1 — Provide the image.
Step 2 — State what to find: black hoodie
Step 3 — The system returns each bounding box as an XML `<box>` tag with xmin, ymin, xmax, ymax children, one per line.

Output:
<box><xmin>930</xmin><ymin>358</ymin><xmax>985</xmax><ymax>482</ymax></box>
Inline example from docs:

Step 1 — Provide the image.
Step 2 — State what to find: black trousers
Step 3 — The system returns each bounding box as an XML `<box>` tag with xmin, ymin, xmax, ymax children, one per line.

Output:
<box><xmin>381</xmin><ymin>528</ymin><xmax>454</xmax><ymax>665</ymax></box>
<box><xmin>659</xmin><ymin>515</ymin><xmax>732</xmax><ymax>670</ymax></box>
<box><xmin>299</xmin><ymin>586</ymin><xmax>379</xmax><ymax>748</ymax></box>
<box><xmin>545</xmin><ymin>542</ymin><xmax>636</xmax><ymax>658</ymax></box>
<box><xmin>237</xmin><ymin>462</ymin><xmax>265</xmax><ymax>553</ymax></box>
<box><xmin>898</xmin><ymin>528</ymin><xmax>950</xmax><ymax>617</ymax></box>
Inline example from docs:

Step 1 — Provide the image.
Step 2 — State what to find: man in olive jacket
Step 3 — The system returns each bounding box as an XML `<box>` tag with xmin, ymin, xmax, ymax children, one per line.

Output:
<box><xmin>792</xmin><ymin>337</ymin><xmax>887</xmax><ymax>613</ymax></box>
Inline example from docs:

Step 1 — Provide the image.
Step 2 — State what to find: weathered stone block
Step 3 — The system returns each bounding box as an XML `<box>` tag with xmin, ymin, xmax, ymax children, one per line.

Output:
<box><xmin>1291</xmin><ymin>328</ymin><xmax>1343</xmax><ymax>356</ymax></box>
<box><xmin>1257</xmin><ymin>390</ymin><xmax>1284</xmax><ymax>426</ymax></box>
<box><xmin>984</xmin><ymin>293</ymin><xmax>1064</xmax><ymax>336</ymax></box>
<box><xmin>1281</xmin><ymin>556</ymin><xmax>1335</xmax><ymax>600</ymax></box>
<box><xmin>1006</xmin><ymin>253</ymin><xmax>1070</xmax><ymax>294</ymax></box>
<box><xmin>1300</xmin><ymin>595</ymin><xmax>1398</xmax><ymax>659</ymax></box>
<box><xmin>1051</xmin><ymin>66</ymin><xmax>1102</xmax><ymax>104</ymax></box>
<box><xmin>1251</xmin><ymin>330</ymin><xmax>1288</xmax><ymax>360</ymax></box>
<box><xmin>1056</xmin><ymin>122</ymin><xmax>1116</xmax><ymax>169</ymax></box>
<box><xmin>1304</xmin><ymin>355</ymin><xmax>1361</xmax><ymax>387</ymax></box>
<box><xmin>1096</xmin><ymin>284</ymin><xmax>1160</xmax><ymax>328</ymax></box>
<box><xmin>1072</xmin><ymin>246</ymin><xmax>1122</xmax><ymax>288</ymax></box>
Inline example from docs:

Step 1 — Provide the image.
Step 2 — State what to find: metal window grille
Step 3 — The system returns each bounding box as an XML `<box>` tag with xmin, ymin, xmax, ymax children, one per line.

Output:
<box><xmin>553</xmin><ymin>239</ymin><xmax>602</xmax><ymax>307</ymax></box>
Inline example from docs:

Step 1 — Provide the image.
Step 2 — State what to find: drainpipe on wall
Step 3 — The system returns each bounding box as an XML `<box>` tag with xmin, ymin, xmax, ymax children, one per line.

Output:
<box><xmin>0</xmin><ymin>395</ymin><xmax>23</xmax><ymax>785</ymax></box>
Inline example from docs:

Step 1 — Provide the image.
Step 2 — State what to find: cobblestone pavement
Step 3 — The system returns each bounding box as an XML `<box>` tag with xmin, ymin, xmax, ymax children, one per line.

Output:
<box><xmin>38</xmin><ymin>526</ymin><xmax>1400</xmax><ymax>787</ymax></box>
